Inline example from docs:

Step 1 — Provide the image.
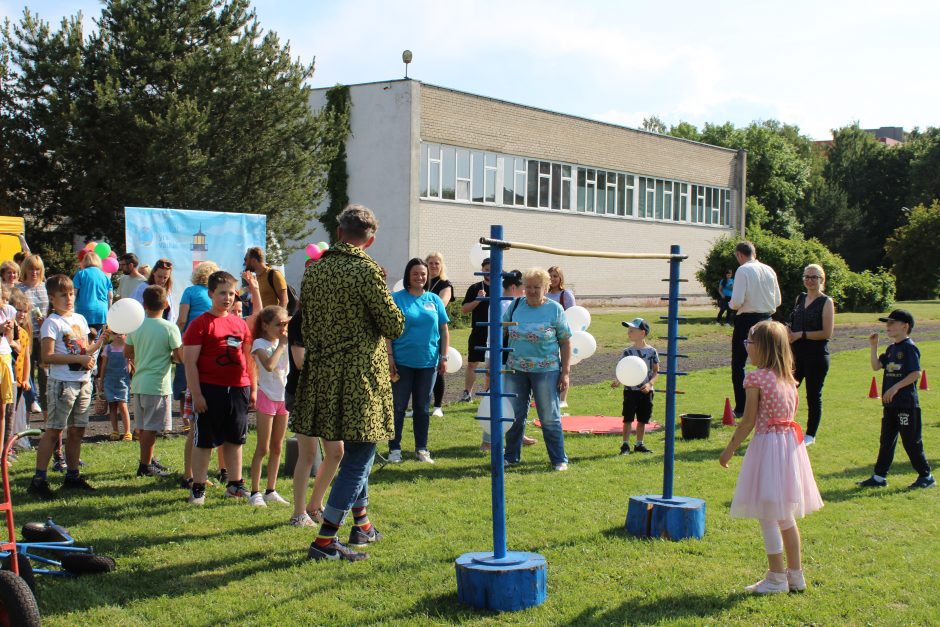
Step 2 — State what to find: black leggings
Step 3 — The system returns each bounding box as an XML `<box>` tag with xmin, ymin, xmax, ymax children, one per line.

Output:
<box><xmin>432</xmin><ymin>372</ymin><xmax>445</xmax><ymax>408</ymax></box>
<box><xmin>793</xmin><ymin>349</ymin><xmax>829</xmax><ymax>437</ymax></box>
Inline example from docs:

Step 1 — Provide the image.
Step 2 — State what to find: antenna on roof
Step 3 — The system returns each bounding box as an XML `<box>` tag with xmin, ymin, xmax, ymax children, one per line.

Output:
<box><xmin>402</xmin><ymin>50</ymin><xmax>413</xmax><ymax>79</ymax></box>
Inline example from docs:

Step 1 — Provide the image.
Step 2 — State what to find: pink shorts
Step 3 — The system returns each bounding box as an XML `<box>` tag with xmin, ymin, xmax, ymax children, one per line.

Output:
<box><xmin>255</xmin><ymin>389</ymin><xmax>288</xmax><ymax>417</ymax></box>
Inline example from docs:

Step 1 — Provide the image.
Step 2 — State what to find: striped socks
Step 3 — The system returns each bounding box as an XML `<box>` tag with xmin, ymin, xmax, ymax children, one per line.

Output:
<box><xmin>352</xmin><ymin>507</ymin><xmax>372</xmax><ymax>533</ymax></box>
<box><xmin>314</xmin><ymin>519</ymin><xmax>340</xmax><ymax>548</ymax></box>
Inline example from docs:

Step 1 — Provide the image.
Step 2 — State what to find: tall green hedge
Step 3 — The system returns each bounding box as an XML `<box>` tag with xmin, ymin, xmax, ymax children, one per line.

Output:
<box><xmin>697</xmin><ymin>230</ymin><xmax>894</xmax><ymax>316</ymax></box>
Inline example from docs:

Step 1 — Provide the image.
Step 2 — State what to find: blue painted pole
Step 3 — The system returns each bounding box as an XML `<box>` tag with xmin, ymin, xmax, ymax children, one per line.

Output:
<box><xmin>662</xmin><ymin>245</ymin><xmax>681</xmax><ymax>501</ymax></box>
<box><xmin>487</xmin><ymin>224</ymin><xmax>507</xmax><ymax>560</ymax></box>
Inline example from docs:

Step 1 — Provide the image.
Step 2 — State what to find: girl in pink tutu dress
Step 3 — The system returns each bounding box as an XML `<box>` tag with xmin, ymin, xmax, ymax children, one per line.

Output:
<box><xmin>720</xmin><ymin>320</ymin><xmax>824</xmax><ymax>595</ymax></box>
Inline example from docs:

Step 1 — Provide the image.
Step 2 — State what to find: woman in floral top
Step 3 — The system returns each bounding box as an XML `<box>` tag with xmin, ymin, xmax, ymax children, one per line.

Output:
<box><xmin>503</xmin><ymin>267</ymin><xmax>572</xmax><ymax>471</ymax></box>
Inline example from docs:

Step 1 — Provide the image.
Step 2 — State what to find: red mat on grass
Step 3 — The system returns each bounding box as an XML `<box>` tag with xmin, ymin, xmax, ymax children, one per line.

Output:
<box><xmin>534</xmin><ymin>415</ymin><xmax>662</xmax><ymax>435</ymax></box>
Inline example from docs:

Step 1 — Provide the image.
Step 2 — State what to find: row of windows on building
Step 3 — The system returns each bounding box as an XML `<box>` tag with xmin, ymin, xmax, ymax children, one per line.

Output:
<box><xmin>419</xmin><ymin>142</ymin><xmax>734</xmax><ymax>227</ymax></box>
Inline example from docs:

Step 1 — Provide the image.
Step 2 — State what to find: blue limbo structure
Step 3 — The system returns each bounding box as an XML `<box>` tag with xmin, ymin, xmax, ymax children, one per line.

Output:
<box><xmin>454</xmin><ymin>228</ymin><xmax>703</xmax><ymax>613</ymax></box>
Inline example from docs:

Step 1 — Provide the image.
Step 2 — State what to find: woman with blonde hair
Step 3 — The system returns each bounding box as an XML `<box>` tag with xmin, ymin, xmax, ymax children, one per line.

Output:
<box><xmin>547</xmin><ymin>266</ymin><xmax>577</xmax><ymax>409</ymax></box>
<box><xmin>786</xmin><ymin>263</ymin><xmax>835</xmax><ymax>446</ymax></box>
<box><xmin>503</xmin><ymin>267</ymin><xmax>571</xmax><ymax>471</ymax></box>
<box><xmin>425</xmin><ymin>252</ymin><xmax>453</xmax><ymax>417</ymax></box>
<box><xmin>73</xmin><ymin>251</ymin><xmax>113</xmax><ymax>332</ymax></box>
<box><xmin>0</xmin><ymin>261</ymin><xmax>20</xmax><ymax>293</ymax></box>
<box><xmin>15</xmin><ymin>255</ymin><xmax>48</xmax><ymax>415</ymax></box>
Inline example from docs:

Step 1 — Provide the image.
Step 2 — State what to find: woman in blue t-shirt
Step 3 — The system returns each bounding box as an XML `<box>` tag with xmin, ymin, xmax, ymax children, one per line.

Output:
<box><xmin>717</xmin><ymin>269</ymin><xmax>735</xmax><ymax>325</ymax></box>
<box><xmin>503</xmin><ymin>267</ymin><xmax>572</xmax><ymax>471</ymax></box>
<box><xmin>72</xmin><ymin>252</ymin><xmax>113</xmax><ymax>332</ymax></box>
<box><xmin>387</xmin><ymin>258</ymin><xmax>450</xmax><ymax>464</ymax></box>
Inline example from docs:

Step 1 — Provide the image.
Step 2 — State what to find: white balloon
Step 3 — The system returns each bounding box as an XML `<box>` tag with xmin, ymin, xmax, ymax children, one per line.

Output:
<box><xmin>616</xmin><ymin>355</ymin><xmax>649</xmax><ymax>387</ymax></box>
<box><xmin>392</xmin><ymin>279</ymin><xmax>404</xmax><ymax>292</ymax></box>
<box><xmin>569</xmin><ymin>354</ymin><xmax>582</xmax><ymax>366</ymax></box>
<box><xmin>445</xmin><ymin>346</ymin><xmax>463</xmax><ymax>374</ymax></box>
<box><xmin>569</xmin><ymin>331</ymin><xmax>596</xmax><ymax>362</ymax></box>
<box><xmin>469</xmin><ymin>242</ymin><xmax>489</xmax><ymax>268</ymax></box>
<box><xmin>477</xmin><ymin>396</ymin><xmax>515</xmax><ymax>435</ymax></box>
<box><xmin>107</xmin><ymin>298</ymin><xmax>145</xmax><ymax>335</ymax></box>
<box><xmin>565</xmin><ymin>306</ymin><xmax>592</xmax><ymax>333</ymax></box>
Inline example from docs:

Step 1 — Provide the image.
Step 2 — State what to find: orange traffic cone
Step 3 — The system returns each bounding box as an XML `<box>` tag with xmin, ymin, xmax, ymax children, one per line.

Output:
<box><xmin>868</xmin><ymin>376</ymin><xmax>880</xmax><ymax>399</ymax></box>
<box><xmin>722</xmin><ymin>397</ymin><xmax>736</xmax><ymax>426</ymax></box>
<box><xmin>920</xmin><ymin>369</ymin><xmax>929</xmax><ymax>391</ymax></box>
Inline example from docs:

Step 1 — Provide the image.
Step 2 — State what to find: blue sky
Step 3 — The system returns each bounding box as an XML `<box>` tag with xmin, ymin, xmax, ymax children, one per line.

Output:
<box><xmin>3</xmin><ymin>0</ymin><xmax>938</xmax><ymax>139</ymax></box>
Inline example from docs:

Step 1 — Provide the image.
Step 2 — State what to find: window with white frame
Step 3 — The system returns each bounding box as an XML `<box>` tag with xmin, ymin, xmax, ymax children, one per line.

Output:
<box><xmin>418</xmin><ymin>141</ymin><xmax>732</xmax><ymax>226</ymax></box>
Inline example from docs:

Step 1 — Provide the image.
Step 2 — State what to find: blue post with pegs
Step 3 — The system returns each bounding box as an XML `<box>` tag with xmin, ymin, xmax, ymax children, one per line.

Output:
<box><xmin>455</xmin><ymin>225</ymin><xmax>548</xmax><ymax>611</ymax></box>
<box><xmin>625</xmin><ymin>244</ymin><xmax>706</xmax><ymax>540</ymax></box>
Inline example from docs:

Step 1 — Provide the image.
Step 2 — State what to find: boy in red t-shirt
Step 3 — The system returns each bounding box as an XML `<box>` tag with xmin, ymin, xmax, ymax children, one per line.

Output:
<box><xmin>183</xmin><ymin>271</ymin><xmax>256</xmax><ymax>504</ymax></box>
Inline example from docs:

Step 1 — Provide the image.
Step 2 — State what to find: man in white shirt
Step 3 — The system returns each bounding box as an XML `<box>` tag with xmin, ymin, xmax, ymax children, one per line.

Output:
<box><xmin>729</xmin><ymin>241</ymin><xmax>781</xmax><ymax>415</ymax></box>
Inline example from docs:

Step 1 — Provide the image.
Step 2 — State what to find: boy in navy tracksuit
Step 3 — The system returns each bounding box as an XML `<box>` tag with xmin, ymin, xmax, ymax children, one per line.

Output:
<box><xmin>858</xmin><ymin>309</ymin><xmax>934</xmax><ymax>489</ymax></box>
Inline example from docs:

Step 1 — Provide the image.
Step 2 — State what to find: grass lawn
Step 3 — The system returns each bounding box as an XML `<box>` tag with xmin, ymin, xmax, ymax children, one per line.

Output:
<box><xmin>10</xmin><ymin>342</ymin><xmax>940</xmax><ymax>625</ymax></box>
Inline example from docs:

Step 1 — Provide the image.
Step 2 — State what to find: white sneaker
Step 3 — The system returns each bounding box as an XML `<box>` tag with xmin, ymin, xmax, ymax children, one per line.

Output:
<box><xmin>553</xmin><ymin>462</ymin><xmax>569</xmax><ymax>472</ymax></box>
<box><xmin>405</xmin><ymin>409</ymin><xmax>414</xmax><ymax>417</ymax></box>
<box><xmin>745</xmin><ymin>571</ymin><xmax>789</xmax><ymax>594</ymax></box>
<box><xmin>388</xmin><ymin>449</ymin><xmax>402</xmax><ymax>463</ymax></box>
<box><xmin>559</xmin><ymin>401</ymin><xmax>569</xmax><ymax>409</ymax></box>
<box><xmin>432</xmin><ymin>407</ymin><xmax>444</xmax><ymax>417</ymax></box>
<box><xmin>803</xmin><ymin>435</ymin><xmax>815</xmax><ymax>446</ymax></box>
<box><xmin>248</xmin><ymin>492</ymin><xmax>267</xmax><ymax>507</ymax></box>
<box><xmin>263</xmin><ymin>490</ymin><xmax>290</xmax><ymax>506</ymax></box>
<box><xmin>416</xmin><ymin>450</ymin><xmax>435</xmax><ymax>464</ymax></box>
<box><xmin>289</xmin><ymin>512</ymin><xmax>317</xmax><ymax>528</ymax></box>
<box><xmin>30</xmin><ymin>401</ymin><xmax>42</xmax><ymax>413</ymax></box>
<box><xmin>787</xmin><ymin>568</ymin><xmax>806</xmax><ymax>592</ymax></box>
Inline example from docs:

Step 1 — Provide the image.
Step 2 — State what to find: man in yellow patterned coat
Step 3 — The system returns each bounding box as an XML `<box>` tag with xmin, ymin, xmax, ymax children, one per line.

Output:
<box><xmin>293</xmin><ymin>204</ymin><xmax>404</xmax><ymax>561</ymax></box>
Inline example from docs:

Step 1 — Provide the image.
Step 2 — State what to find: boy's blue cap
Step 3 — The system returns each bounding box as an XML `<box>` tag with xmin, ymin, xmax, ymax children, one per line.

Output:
<box><xmin>622</xmin><ymin>317</ymin><xmax>650</xmax><ymax>334</ymax></box>
<box><xmin>878</xmin><ymin>309</ymin><xmax>914</xmax><ymax>330</ymax></box>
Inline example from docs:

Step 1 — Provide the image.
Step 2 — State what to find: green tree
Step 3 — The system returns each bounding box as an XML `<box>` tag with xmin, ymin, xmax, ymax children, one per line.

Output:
<box><xmin>668</xmin><ymin>121</ymin><xmax>700</xmax><ymax>141</ymax></box>
<box><xmin>1</xmin><ymin>1</ymin><xmax>347</xmax><ymax>269</ymax></box>
<box><xmin>641</xmin><ymin>115</ymin><xmax>666</xmax><ymax>134</ymax></box>
<box><xmin>907</xmin><ymin>128</ymin><xmax>940</xmax><ymax>207</ymax></box>
<box><xmin>822</xmin><ymin>124</ymin><xmax>912</xmax><ymax>271</ymax></box>
<box><xmin>886</xmin><ymin>201</ymin><xmax>940</xmax><ymax>299</ymax></box>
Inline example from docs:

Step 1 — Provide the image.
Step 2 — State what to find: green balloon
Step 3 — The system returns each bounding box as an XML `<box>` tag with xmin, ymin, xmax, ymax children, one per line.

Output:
<box><xmin>94</xmin><ymin>242</ymin><xmax>112</xmax><ymax>260</ymax></box>
<box><xmin>316</xmin><ymin>241</ymin><xmax>329</xmax><ymax>251</ymax></box>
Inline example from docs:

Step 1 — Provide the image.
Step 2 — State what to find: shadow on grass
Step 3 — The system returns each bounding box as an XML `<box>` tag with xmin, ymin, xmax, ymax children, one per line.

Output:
<box><xmin>37</xmin><ymin>546</ymin><xmax>302</xmax><ymax>618</ymax></box>
<box><xmin>566</xmin><ymin>591</ymin><xmax>744</xmax><ymax>625</ymax></box>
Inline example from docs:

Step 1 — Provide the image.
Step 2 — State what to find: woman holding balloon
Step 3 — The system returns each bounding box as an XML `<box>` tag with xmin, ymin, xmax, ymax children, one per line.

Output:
<box><xmin>503</xmin><ymin>267</ymin><xmax>571</xmax><ymax>471</ymax></box>
<box><xmin>72</xmin><ymin>252</ymin><xmax>113</xmax><ymax>333</ymax></box>
<box><xmin>547</xmin><ymin>266</ymin><xmax>576</xmax><ymax>409</ymax></box>
<box><xmin>386</xmin><ymin>257</ymin><xmax>450</xmax><ymax>464</ymax></box>
<box><xmin>425</xmin><ymin>251</ymin><xmax>452</xmax><ymax>417</ymax></box>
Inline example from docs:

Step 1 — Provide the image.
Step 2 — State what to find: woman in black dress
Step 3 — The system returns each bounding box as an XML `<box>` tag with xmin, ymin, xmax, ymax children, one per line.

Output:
<box><xmin>787</xmin><ymin>263</ymin><xmax>835</xmax><ymax>446</ymax></box>
<box><xmin>426</xmin><ymin>252</ymin><xmax>453</xmax><ymax>417</ymax></box>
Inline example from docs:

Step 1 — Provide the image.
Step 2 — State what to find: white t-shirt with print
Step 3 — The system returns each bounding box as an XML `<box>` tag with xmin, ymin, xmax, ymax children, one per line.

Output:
<box><xmin>252</xmin><ymin>337</ymin><xmax>288</xmax><ymax>401</ymax></box>
<box><xmin>40</xmin><ymin>312</ymin><xmax>92</xmax><ymax>382</ymax></box>
<box><xmin>0</xmin><ymin>304</ymin><xmax>15</xmax><ymax>355</ymax></box>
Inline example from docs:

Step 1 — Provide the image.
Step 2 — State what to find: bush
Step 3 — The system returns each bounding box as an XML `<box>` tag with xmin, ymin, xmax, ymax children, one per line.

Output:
<box><xmin>696</xmin><ymin>230</ymin><xmax>895</xmax><ymax>316</ymax></box>
<box><xmin>445</xmin><ymin>300</ymin><xmax>471</xmax><ymax>330</ymax></box>
<box><xmin>886</xmin><ymin>201</ymin><xmax>940</xmax><ymax>300</ymax></box>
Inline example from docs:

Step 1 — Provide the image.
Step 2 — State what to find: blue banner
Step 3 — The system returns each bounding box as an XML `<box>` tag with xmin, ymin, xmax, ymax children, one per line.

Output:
<box><xmin>124</xmin><ymin>206</ymin><xmax>266</xmax><ymax>322</ymax></box>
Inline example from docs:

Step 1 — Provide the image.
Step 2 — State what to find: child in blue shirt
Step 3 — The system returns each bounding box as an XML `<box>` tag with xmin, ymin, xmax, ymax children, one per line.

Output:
<box><xmin>858</xmin><ymin>309</ymin><xmax>934</xmax><ymax>489</ymax></box>
<box><xmin>612</xmin><ymin>318</ymin><xmax>659</xmax><ymax>454</ymax></box>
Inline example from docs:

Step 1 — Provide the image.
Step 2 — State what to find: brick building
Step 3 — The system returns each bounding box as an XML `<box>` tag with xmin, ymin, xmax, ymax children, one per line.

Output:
<box><xmin>286</xmin><ymin>80</ymin><xmax>746</xmax><ymax>300</ymax></box>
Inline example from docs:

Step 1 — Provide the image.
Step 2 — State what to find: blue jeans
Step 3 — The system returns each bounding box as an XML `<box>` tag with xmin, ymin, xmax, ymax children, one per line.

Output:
<box><xmin>389</xmin><ymin>365</ymin><xmax>436</xmax><ymax>452</ymax></box>
<box><xmin>504</xmin><ymin>370</ymin><xmax>568</xmax><ymax>465</ymax></box>
<box><xmin>323</xmin><ymin>441</ymin><xmax>376</xmax><ymax>527</ymax></box>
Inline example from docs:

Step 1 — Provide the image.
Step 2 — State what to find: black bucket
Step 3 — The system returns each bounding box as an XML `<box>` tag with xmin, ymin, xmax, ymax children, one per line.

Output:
<box><xmin>680</xmin><ymin>414</ymin><xmax>712</xmax><ymax>440</ymax></box>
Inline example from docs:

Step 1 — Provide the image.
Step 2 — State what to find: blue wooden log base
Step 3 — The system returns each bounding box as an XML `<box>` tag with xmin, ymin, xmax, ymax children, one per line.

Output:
<box><xmin>625</xmin><ymin>495</ymin><xmax>706</xmax><ymax>541</ymax></box>
<box><xmin>455</xmin><ymin>551</ymin><xmax>547</xmax><ymax>611</ymax></box>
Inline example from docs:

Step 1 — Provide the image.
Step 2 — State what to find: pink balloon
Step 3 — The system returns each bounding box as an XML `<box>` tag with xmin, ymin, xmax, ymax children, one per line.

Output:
<box><xmin>108</xmin><ymin>251</ymin><xmax>117</xmax><ymax>259</ymax></box>
<box><xmin>305</xmin><ymin>243</ymin><xmax>318</xmax><ymax>258</ymax></box>
<box><xmin>101</xmin><ymin>256</ymin><xmax>119</xmax><ymax>273</ymax></box>
<box><xmin>308</xmin><ymin>247</ymin><xmax>323</xmax><ymax>261</ymax></box>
